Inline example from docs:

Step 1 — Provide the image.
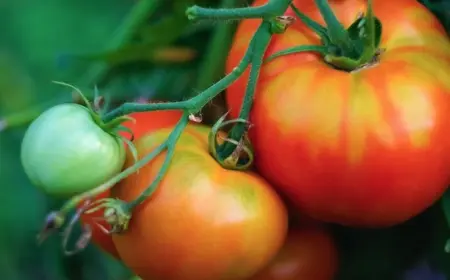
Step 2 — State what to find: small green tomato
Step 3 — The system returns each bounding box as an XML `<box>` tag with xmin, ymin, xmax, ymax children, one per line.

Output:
<box><xmin>21</xmin><ymin>103</ymin><xmax>126</xmax><ymax>197</ymax></box>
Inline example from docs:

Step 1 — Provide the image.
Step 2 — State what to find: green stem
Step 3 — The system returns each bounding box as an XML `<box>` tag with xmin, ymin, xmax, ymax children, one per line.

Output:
<box><xmin>59</xmin><ymin>132</ymin><xmax>170</xmax><ymax>215</ymax></box>
<box><xmin>193</xmin><ymin>0</ymin><xmax>240</xmax><ymax>93</ymax></box>
<box><xmin>186</xmin><ymin>0</ymin><xmax>293</xmax><ymax>21</ymax></box>
<box><xmin>289</xmin><ymin>3</ymin><xmax>330</xmax><ymax>45</ymax></box>
<box><xmin>103</xmin><ymin>101</ymin><xmax>192</xmax><ymax>122</ymax></box>
<box><xmin>265</xmin><ymin>45</ymin><xmax>328</xmax><ymax>63</ymax></box>
<box><xmin>102</xmin><ymin>39</ymin><xmax>255</xmax><ymax>122</ymax></box>
<box><xmin>314</xmin><ymin>0</ymin><xmax>354</xmax><ymax>55</ymax></box>
<box><xmin>219</xmin><ymin>21</ymin><xmax>272</xmax><ymax>158</ymax></box>
<box><xmin>127</xmin><ymin>113</ymin><xmax>190</xmax><ymax>209</ymax></box>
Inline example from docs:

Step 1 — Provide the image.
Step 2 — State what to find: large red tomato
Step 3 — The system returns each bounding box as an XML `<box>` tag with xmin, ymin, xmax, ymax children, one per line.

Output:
<box><xmin>111</xmin><ymin>124</ymin><xmax>288</xmax><ymax>280</ymax></box>
<box><xmin>225</xmin><ymin>0</ymin><xmax>450</xmax><ymax>227</ymax></box>
<box><xmin>79</xmin><ymin>110</ymin><xmax>182</xmax><ymax>258</ymax></box>
<box><xmin>250</xmin><ymin>225</ymin><xmax>338</xmax><ymax>280</ymax></box>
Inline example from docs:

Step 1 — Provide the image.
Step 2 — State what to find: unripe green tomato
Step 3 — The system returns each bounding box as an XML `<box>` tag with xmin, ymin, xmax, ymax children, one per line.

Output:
<box><xmin>20</xmin><ymin>103</ymin><xmax>126</xmax><ymax>197</ymax></box>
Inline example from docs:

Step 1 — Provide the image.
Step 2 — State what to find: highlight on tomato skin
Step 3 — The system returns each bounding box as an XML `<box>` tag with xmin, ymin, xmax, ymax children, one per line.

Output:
<box><xmin>110</xmin><ymin>124</ymin><xmax>289</xmax><ymax>280</ymax></box>
<box><xmin>249</xmin><ymin>225</ymin><xmax>339</xmax><ymax>280</ymax></box>
<box><xmin>225</xmin><ymin>0</ymin><xmax>450</xmax><ymax>227</ymax></box>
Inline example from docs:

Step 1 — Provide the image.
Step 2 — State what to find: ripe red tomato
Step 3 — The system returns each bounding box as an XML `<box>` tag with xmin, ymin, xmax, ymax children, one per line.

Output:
<box><xmin>250</xmin><ymin>225</ymin><xmax>338</xmax><ymax>280</ymax></box>
<box><xmin>79</xmin><ymin>110</ymin><xmax>182</xmax><ymax>258</ymax></box>
<box><xmin>225</xmin><ymin>0</ymin><xmax>450</xmax><ymax>227</ymax></box>
<box><xmin>111</xmin><ymin>124</ymin><xmax>288</xmax><ymax>280</ymax></box>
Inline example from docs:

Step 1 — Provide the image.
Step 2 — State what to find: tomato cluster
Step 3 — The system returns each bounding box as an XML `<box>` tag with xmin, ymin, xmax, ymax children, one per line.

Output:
<box><xmin>20</xmin><ymin>0</ymin><xmax>450</xmax><ymax>279</ymax></box>
<box><xmin>226</xmin><ymin>0</ymin><xmax>450</xmax><ymax>228</ymax></box>
<box><xmin>74</xmin><ymin>110</ymin><xmax>338</xmax><ymax>280</ymax></box>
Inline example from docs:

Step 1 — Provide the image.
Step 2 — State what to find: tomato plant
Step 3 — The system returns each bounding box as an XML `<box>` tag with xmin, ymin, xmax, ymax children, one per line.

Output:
<box><xmin>225</xmin><ymin>0</ymin><xmax>450</xmax><ymax>227</ymax></box>
<box><xmin>21</xmin><ymin>103</ymin><xmax>126</xmax><ymax>197</ymax></box>
<box><xmin>111</xmin><ymin>124</ymin><xmax>288</xmax><ymax>280</ymax></box>
<box><xmin>250</xmin><ymin>225</ymin><xmax>338</xmax><ymax>280</ymax></box>
<box><xmin>79</xmin><ymin>110</ymin><xmax>182</xmax><ymax>258</ymax></box>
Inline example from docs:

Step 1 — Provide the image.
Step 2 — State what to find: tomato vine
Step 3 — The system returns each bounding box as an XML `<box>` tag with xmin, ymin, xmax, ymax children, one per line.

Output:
<box><xmin>33</xmin><ymin>0</ymin><xmax>387</xmax><ymax>251</ymax></box>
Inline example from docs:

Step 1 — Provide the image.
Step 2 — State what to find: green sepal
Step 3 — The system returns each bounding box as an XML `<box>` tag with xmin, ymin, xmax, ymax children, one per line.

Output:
<box><xmin>122</xmin><ymin>137</ymin><xmax>139</xmax><ymax>165</ymax></box>
<box><xmin>208</xmin><ymin>113</ymin><xmax>254</xmax><ymax>171</ymax></box>
<box><xmin>324</xmin><ymin>54</ymin><xmax>361</xmax><ymax>71</ymax></box>
<box><xmin>265</xmin><ymin>45</ymin><xmax>328</xmax><ymax>63</ymax></box>
<box><xmin>290</xmin><ymin>3</ymin><xmax>331</xmax><ymax>46</ymax></box>
<box><xmin>84</xmin><ymin>198</ymin><xmax>131</xmax><ymax>234</ymax></box>
<box><xmin>116</xmin><ymin>125</ymin><xmax>135</xmax><ymax>141</ymax></box>
<box><xmin>103</xmin><ymin>115</ymin><xmax>136</xmax><ymax>133</ymax></box>
<box><xmin>347</xmin><ymin>17</ymin><xmax>382</xmax><ymax>50</ymax></box>
<box><xmin>314</xmin><ymin>0</ymin><xmax>355</xmax><ymax>56</ymax></box>
<box><xmin>52</xmin><ymin>80</ymin><xmax>93</xmax><ymax>112</ymax></box>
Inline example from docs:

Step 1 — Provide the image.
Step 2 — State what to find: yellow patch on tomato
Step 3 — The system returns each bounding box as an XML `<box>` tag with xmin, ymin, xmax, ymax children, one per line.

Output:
<box><xmin>263</xmin><ymin>67</ymin><xmax>315</xmax><ymax>132</ymax></box>
<box><xmin>388</xmin><ymin>51</ymin><xmax>450</xmax><ymax>92</ymax></box>
<box><xmin>386</xmin><ymin>27</ymin><xmax>450</xmax><ymax>54</ymax></box>
<box><xmin>347</xmin><ymin>75</ymin><xmax>394</xmax><ymax>164</ymax></box>
<box><xmin>305</xmin><ymin>73</ymin><xmax>344</xmax><ymax>158</ymax></box>
<box><xmin>388</xmin><ymin>76</ymin><xmax>433</xmax><ymax>149</ymax></box>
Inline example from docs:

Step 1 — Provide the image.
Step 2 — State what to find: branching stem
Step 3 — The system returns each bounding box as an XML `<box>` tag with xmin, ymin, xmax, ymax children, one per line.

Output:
<box><xmin>126</xmin><ymin>113</ymin><xmax>190</xmax><ymax>209</ymax></box>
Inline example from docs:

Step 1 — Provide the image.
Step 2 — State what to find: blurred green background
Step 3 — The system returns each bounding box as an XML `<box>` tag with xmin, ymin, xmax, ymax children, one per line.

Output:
<box><xmin>0</xmin><ymin>0</ymin><xmax>450</xmax><ymax>279</ymax></box>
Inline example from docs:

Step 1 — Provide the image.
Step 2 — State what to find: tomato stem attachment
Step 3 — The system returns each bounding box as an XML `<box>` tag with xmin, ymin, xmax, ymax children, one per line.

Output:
<box><xmin>284</xmin><ymin>1</ymin><xmax>383</xmax><ymax>72</ymax></box>
<box><xmin>211</xmin><ymin>20</ymin><xmax>273</xmax><ymax>170</ymax></box>
<box><xmin>314</xmin><ymin>0</ymin><xmax>355</xmax><ymax>56</ymax></box>
<box><xmin>127</xmin><ymin>113</ymin><xmax>189</xmax><ymax>209</ymax></box>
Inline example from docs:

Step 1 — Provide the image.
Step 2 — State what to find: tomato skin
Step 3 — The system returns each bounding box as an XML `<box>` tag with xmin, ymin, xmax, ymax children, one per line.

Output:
<box><xmin>79</xmin><ymin>110</ymin><xmax>182</xmax><ymax>259</ymax></box>
<box><xmin>250</xmin><ymin>225</ymin><xmax>338</xmax><ymax>280</ymax></box>
<box><xmin>21</xmin><ymin>103</ymin><xmax>126</xmax><ymax>197</ymax></box>
<box><xmin>124</xmin><ymin>109</ymin><xmax>183</xmax><ymax>140</ymax></box>
<box><xmin>226</xmin><ymin>0</ymin><xmax>450</xmax><ymax>227</ymax></box>
<box><xmin>111</xmin><ymin>124</ymin><xmax>288</xmax><ymax>280</ymax></box>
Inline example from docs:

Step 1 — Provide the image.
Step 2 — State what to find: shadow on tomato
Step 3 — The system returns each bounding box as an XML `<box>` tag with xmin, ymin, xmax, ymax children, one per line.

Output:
<box><xmin>250</xmin><ymin>225</ymin><xmax>338</xmax><ymax>280</ymax></box>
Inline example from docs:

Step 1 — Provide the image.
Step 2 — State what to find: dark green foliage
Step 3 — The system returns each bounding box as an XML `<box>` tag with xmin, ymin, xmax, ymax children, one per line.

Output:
<box><xmin>0</xmin><ymin>0</ymin><xmax>449</xmax><ymax>279</ymax></box>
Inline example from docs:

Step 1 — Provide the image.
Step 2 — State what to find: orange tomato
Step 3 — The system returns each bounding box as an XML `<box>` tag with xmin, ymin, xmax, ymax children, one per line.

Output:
<box><xmin>225</xmin><ymin>0</ymin><xmax>450</xmax><ymax>227</ymax></box>
<box><xmin>111</xmin><ymin>124</ymin><xmax>288</xmax><ymax>280</ymax></box>
<box><xmin>250</xmin><ymin>225</ymin><xmax>338</xmax><ymax>280</ymax></box>
<box><xmin>79</xmin><ymin>110</ymin><xmax>182</xmax><ymax>258</ymax></box>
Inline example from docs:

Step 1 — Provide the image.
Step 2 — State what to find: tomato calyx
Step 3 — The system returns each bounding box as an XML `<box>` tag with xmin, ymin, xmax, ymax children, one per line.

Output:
<box><xmin>53</xmin><ymin>81</ymin><xmax>139</xmax><ymax>163</ymax></box>
<box><xmin>84</xmin><ymin>197</ymin><xmax>131</xmax><ymax>234</ymax></box>
<box><xmin>208</xmin><ymin>112</ymin><xmax>255</xmax><ymax>170</ymax></box>
<box><xmin>53</xmin><ymin>81</ymin><xmax>135</xmax><ymax>137</ymax></box>
<box><xmin>270</xmin><ymin>0</ymin><xmax>383</xmax><ymax>72</ymax></box>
